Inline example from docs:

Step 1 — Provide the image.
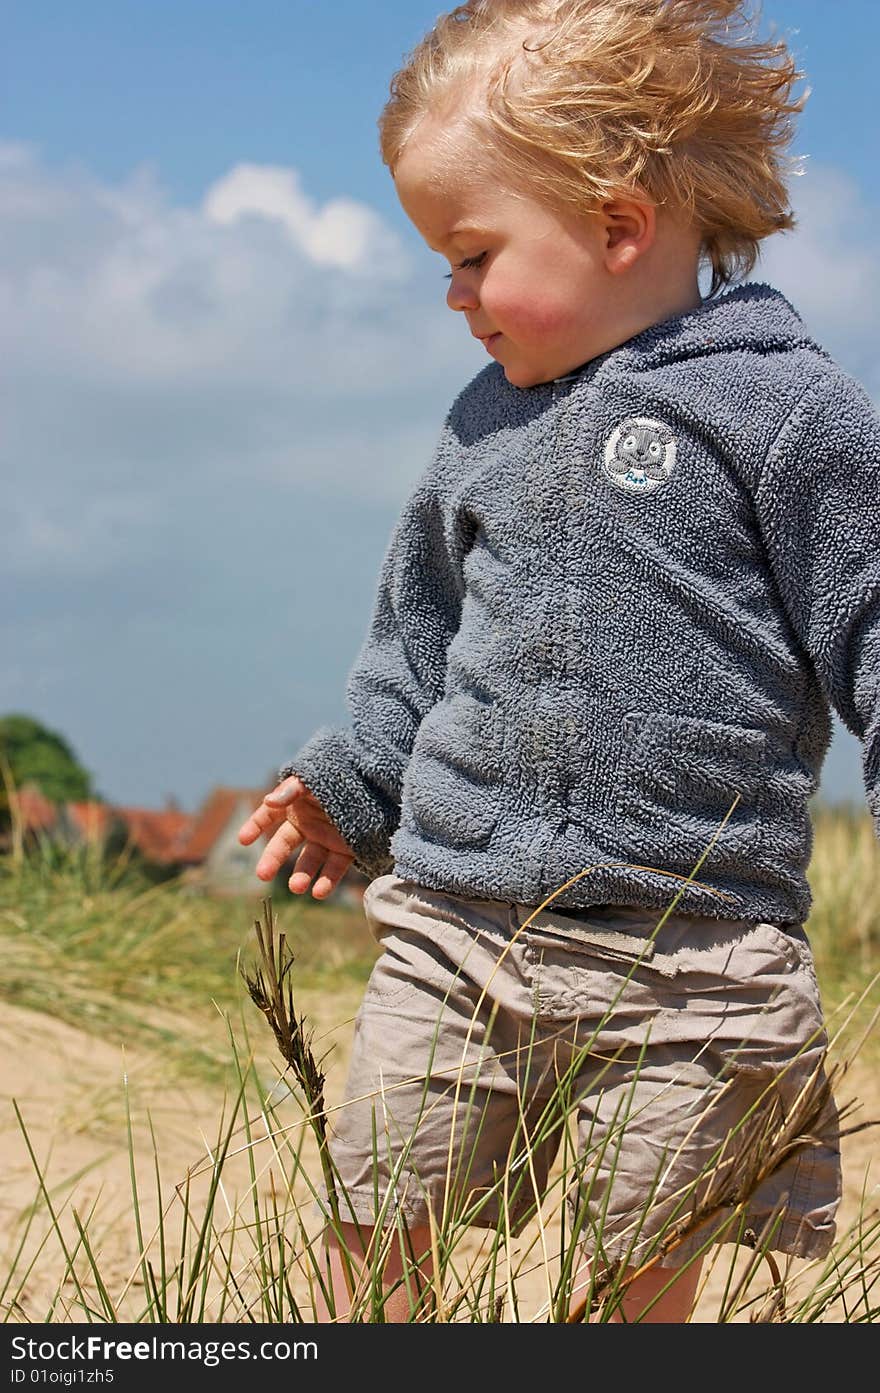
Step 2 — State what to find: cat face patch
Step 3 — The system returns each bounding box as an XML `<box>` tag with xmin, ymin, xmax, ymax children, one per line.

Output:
<box><xmin>601</xmin><ymin>417</ymin><xmax>676</xmax><ymax>495</ymax></box>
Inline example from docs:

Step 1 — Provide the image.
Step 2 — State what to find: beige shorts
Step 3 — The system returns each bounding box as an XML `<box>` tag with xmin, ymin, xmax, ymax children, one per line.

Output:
<box><xmin>325</xmin><ymin>874</ymin><xmax>841</xmax><ymax>1268</ymax></box>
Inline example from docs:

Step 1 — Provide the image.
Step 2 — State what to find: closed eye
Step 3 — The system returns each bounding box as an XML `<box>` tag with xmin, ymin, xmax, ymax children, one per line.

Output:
<box><xmin>443</xmin><ymin>251</ymin><xmax>488</xmax><ymax>280</ymax></box>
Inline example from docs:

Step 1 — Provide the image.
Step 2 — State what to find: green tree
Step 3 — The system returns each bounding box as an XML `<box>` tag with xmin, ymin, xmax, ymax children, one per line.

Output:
<box><xmin>0</xmin><ymin>714</ymin><xmax>95</xmax><ymax>821</ymax></box>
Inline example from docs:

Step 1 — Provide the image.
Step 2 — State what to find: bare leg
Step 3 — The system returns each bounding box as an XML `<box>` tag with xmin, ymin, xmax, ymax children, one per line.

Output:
<box><xmin>314</xmin><ymin>1220</ymin><xmax>433</xmax><ymax>1323</ymax></box>
<box><xmin>572</xmin><ymin>1258</ymin><xmax>704</xmax><ymax>1323</ymax></box>
<box><xmin>314</xmin><ymin>1223</ymin><xmax>701</xmax><ymax>1322</ymax></box>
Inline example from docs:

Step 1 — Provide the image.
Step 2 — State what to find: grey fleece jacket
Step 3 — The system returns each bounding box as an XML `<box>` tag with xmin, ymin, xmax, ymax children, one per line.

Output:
<box><xmin>280</xmin><ymin>283</ymin><xmax>880</xmax><ymax>926</ymax></box>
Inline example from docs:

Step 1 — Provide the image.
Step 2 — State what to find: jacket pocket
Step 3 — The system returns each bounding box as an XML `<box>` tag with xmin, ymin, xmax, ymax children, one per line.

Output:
<box><xmin>612</xmin><ymin>710</ymin><xmax>770</xmax><ymax>877</ymax></box>
<box><xmin>402</xmin><ymin>693</ymin><xmax>505</xmax><ymax>849</ymax></box>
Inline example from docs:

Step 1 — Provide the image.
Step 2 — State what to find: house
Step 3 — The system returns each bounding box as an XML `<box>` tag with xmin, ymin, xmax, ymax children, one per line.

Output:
<box><xmin>60</xmin><ymin>800</ymin><xmax>118</xmax><ymax>845</ymax></box>
<box><xmin>1</xmin><ymin>781</ymin><xmax>60</xmax><ymax>851</ymax></box>
<box><xmin>115</xmin><ymin>804</ymin><xmax>195</xmax><ymax>865</ymax></box>
<box><xmin>60</xmin><ymin>799</ymin><xmax>193</xmax><ymax>862</ymax></box>
<box><xmin>57</xmin><ymin>798</ymin><xmax>192</xmax><ymax>866</ymax></box>
<box><xmin>172</xmin><ymin>785</ymin><xmax>273</xmax><ymax>895</ymax></box>
<box><xmin>171</xmin><ymin>784</ymin><xmax>370</xmax><ymax>904</ymax></box>
<box><xmin>16</xmin><ymin>782</ymin><xmax>59</xmax><ymax>836</ymax></box>
<box><xmin>4</xmin><ymin>778</ymin><xmax>369</xmax><ymax>904</ymax></box>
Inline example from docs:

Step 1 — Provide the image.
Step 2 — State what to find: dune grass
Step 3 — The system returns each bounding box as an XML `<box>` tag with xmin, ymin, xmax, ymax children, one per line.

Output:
<box><xmin>1</xmin><ymin>797</ymin><xmax>877</xmax><ymax>1059</ymax></box>
<box><xmin>1</xmin><ymin>798</ymin><xmax>879</xmax><ymax>1323</ymax></box>
<box><xmin>0</xmin><ymin>837</ymin><xmax>377</xmax><ymax>1085</ymax></box>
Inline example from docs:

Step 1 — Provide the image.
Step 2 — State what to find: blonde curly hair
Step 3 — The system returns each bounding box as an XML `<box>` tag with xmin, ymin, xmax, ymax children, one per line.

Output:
<box><xmin>379</xmin><ymin>0</ymin><xmax>806</xmax><ymax>295</ymax></box>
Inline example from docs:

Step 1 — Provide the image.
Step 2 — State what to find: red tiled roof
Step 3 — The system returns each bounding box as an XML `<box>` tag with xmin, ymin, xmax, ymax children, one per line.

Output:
<box><xmin>65</xmin><ymin>801</ymin><xmax>116</xmax><ymax>840</ymax></box>
<box><xmin>17</xmin><ymin>782</ymin><xmax>59</xmax><ymax>833</ymax></box>
<box><xmin>11</xmin><ymin>778</ymin><xmax>274</xmax><ymax>867</ymax></box>
<box><xmin>115</xmin><ymin>806</ymin><xmax>196</xmax><ymax>864</ymax></box>
<box><xmin>174</xmin><ymin>786</ymin><xmax>270</xmax><ymax>863</ymax></box>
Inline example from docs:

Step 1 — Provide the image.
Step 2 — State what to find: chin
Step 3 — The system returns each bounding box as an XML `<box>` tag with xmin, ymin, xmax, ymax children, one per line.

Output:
<box><xmin>503</xmin><ymin>363</ymin><xmax>548</xmax><ymax>389</ymax></box>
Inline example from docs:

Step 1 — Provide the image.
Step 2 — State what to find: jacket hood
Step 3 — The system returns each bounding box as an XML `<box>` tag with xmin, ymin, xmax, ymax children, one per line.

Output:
<box><xmin>587</xmin><ymin>282</ymin><xmax>828</xmax><ymax>377</ymax></box>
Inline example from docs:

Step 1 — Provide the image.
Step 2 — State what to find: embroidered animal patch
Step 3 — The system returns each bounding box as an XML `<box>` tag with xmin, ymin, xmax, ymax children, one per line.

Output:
<box><xmin>601</xmin><ymin>417</ymin><xmax>676</xmax><ymax>495</ymax></box>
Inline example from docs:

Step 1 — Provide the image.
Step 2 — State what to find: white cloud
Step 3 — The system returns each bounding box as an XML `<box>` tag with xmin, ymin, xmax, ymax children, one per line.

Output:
<box><xmin>0</xmin><ymin>141</ymin><xmax>471</xmax><ymax>393</ymax></box>
<box><xmin>753</xmin><ymin>162</ymin><xmax>880</xmax><ymax>398</ymax></box>
<box><xmin>203</xmin><ymin>162</ymin><xmax>400</xmax><ymax>270</ymax></box>
<box><xmin>0</xmin><ymin>143</ymin><xmax>475</xmax><ymax>582</ymax></box>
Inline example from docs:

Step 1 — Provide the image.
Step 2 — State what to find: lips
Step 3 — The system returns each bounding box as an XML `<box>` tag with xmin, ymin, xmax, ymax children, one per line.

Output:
<box><xmin>477</xmin><ymin>332</ymin><xmax>501</xmax><ymax>352</ymax></box>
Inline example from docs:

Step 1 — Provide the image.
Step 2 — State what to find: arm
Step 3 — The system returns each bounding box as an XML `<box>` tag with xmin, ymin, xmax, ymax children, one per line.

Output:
<box><xmin>284</xmin><ymin>461</ymin><xmax>468</xmax><ymax>878</ymax></box>
<box><xmin>277</xmin><ymin>437</ymin><xmax>470</xmax><ymax>882</ymax></box>
<box><xmin>754</xmin><ymin>373</ymin><xmax>880</xmax><ymax>828</ymax></box>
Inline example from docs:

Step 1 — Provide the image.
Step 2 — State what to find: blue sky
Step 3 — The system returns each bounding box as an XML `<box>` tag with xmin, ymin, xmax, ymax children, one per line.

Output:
<box><xmin>4</xmin><ymin>0</ymin><xmax>879</xmax><ymax>813</ymax></box>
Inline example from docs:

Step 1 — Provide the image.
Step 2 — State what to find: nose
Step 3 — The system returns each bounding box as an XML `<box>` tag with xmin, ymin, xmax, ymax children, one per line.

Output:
<box><xmin>446</xmin><ymin>272</ymin><xmax>479</xmax><ymax>314</ymax></box>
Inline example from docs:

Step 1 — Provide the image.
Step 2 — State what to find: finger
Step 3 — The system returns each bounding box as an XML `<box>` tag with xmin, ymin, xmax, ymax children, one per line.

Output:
<box><xmin>311</xmin><ymin>851</ymin><xmax>355</xmax><ymax>899</ymax></box>
<box><xmin>288</xmin><ymin>843</ymin><xmax>325</xmax><ymax>894</ymax></box>
<box><xmin>254</xmin><ymin>821</ymin><xmax>306</xmax><ymax>880</ymax></box>
<box><xmin>289</xmin><ymin>847</ymin><xmax>354</xmax><ymax>898</ymax></box>
<box><xmin>238</xmin><ymin>801</ymin><xmax>287</xmax><ymax>845</ymax></box>
<box><xmin>263</xmin><ymin>776</ymin><xmax>308</xmax><ymax>806</ymax></box>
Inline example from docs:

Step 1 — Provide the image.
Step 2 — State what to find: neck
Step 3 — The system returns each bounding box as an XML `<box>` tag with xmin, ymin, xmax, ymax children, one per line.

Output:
<box><xmin>613</xmin><ymin>217</ymin><xmax>705</xmax><ymax>345</ymax></box>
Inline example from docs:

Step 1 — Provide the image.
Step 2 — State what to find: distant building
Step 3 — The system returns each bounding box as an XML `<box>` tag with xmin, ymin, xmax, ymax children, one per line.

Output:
<box><xmin>172</xmin><ymin>785</ymin><xmax>272</xmax><ymax>895</ymax></box>
<box><xmin>11</xmin><ymin>782</ymin><xmax>59</xmax><ymax>840</ymax></box>
<box><xmin>5</xmin><ymin>777</ymin><xmax>368</xmax><ymax>904</ymax></box>
<box><xmin>171</xmin><ymin>785</ymin><xmax>369</xmax><ymax>903</ymax></box>
<box><xmin>59</xmin><ymin>799</ymin><xmax>118</xmax><ymax>846</ymax></box>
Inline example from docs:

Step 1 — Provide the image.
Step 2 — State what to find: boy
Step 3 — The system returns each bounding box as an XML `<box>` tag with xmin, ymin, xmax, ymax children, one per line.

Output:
<box><xmin>239</xmin><ymin>0</ymin><xmax>879</xmax><ymax>1322</ymax></box>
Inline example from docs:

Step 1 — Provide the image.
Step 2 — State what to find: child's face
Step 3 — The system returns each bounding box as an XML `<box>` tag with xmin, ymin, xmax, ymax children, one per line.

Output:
<box><xmin>394</xmin><ymin>125</ymin><xmax>628</xmax><ymax>388</ymax></box>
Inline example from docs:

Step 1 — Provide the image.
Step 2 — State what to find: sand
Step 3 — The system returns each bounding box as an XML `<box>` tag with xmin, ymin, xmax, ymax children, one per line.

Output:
<box><xmin>2</xmin><ymin>986</ymin><xmax>877</xmax><ymax>1325</ymax></box>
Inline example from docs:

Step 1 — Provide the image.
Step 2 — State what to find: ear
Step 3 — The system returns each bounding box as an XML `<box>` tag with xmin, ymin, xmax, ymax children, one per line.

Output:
<box><xmin>599</xmin><ymin>198</ymin><xmax>656</xmax><ymax>273</ymax></box>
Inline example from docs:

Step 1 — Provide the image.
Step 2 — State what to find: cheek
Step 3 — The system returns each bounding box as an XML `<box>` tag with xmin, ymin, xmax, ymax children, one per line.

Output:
<box><xmin>487</xmin><ymin>280</ymin><xmax>584</xmax><ymax>344</ymax></box>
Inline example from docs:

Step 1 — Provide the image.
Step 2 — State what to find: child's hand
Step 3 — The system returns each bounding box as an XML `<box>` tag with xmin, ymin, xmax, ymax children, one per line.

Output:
<box><xmin>237</xmin><ymin>776</ymin><xmax>355</xmax><ymax>898</ymax></box>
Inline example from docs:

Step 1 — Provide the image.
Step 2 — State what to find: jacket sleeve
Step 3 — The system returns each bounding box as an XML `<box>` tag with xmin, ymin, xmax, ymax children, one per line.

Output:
<box><xmin>278</xmin><ymin>434</ymin><xmax>470</xmax><ymax>880</ymax></box>
<box><xmin>753</xmin><ymin>372</ymin><xmax>880</xmax><ymax>832</ymax></box>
